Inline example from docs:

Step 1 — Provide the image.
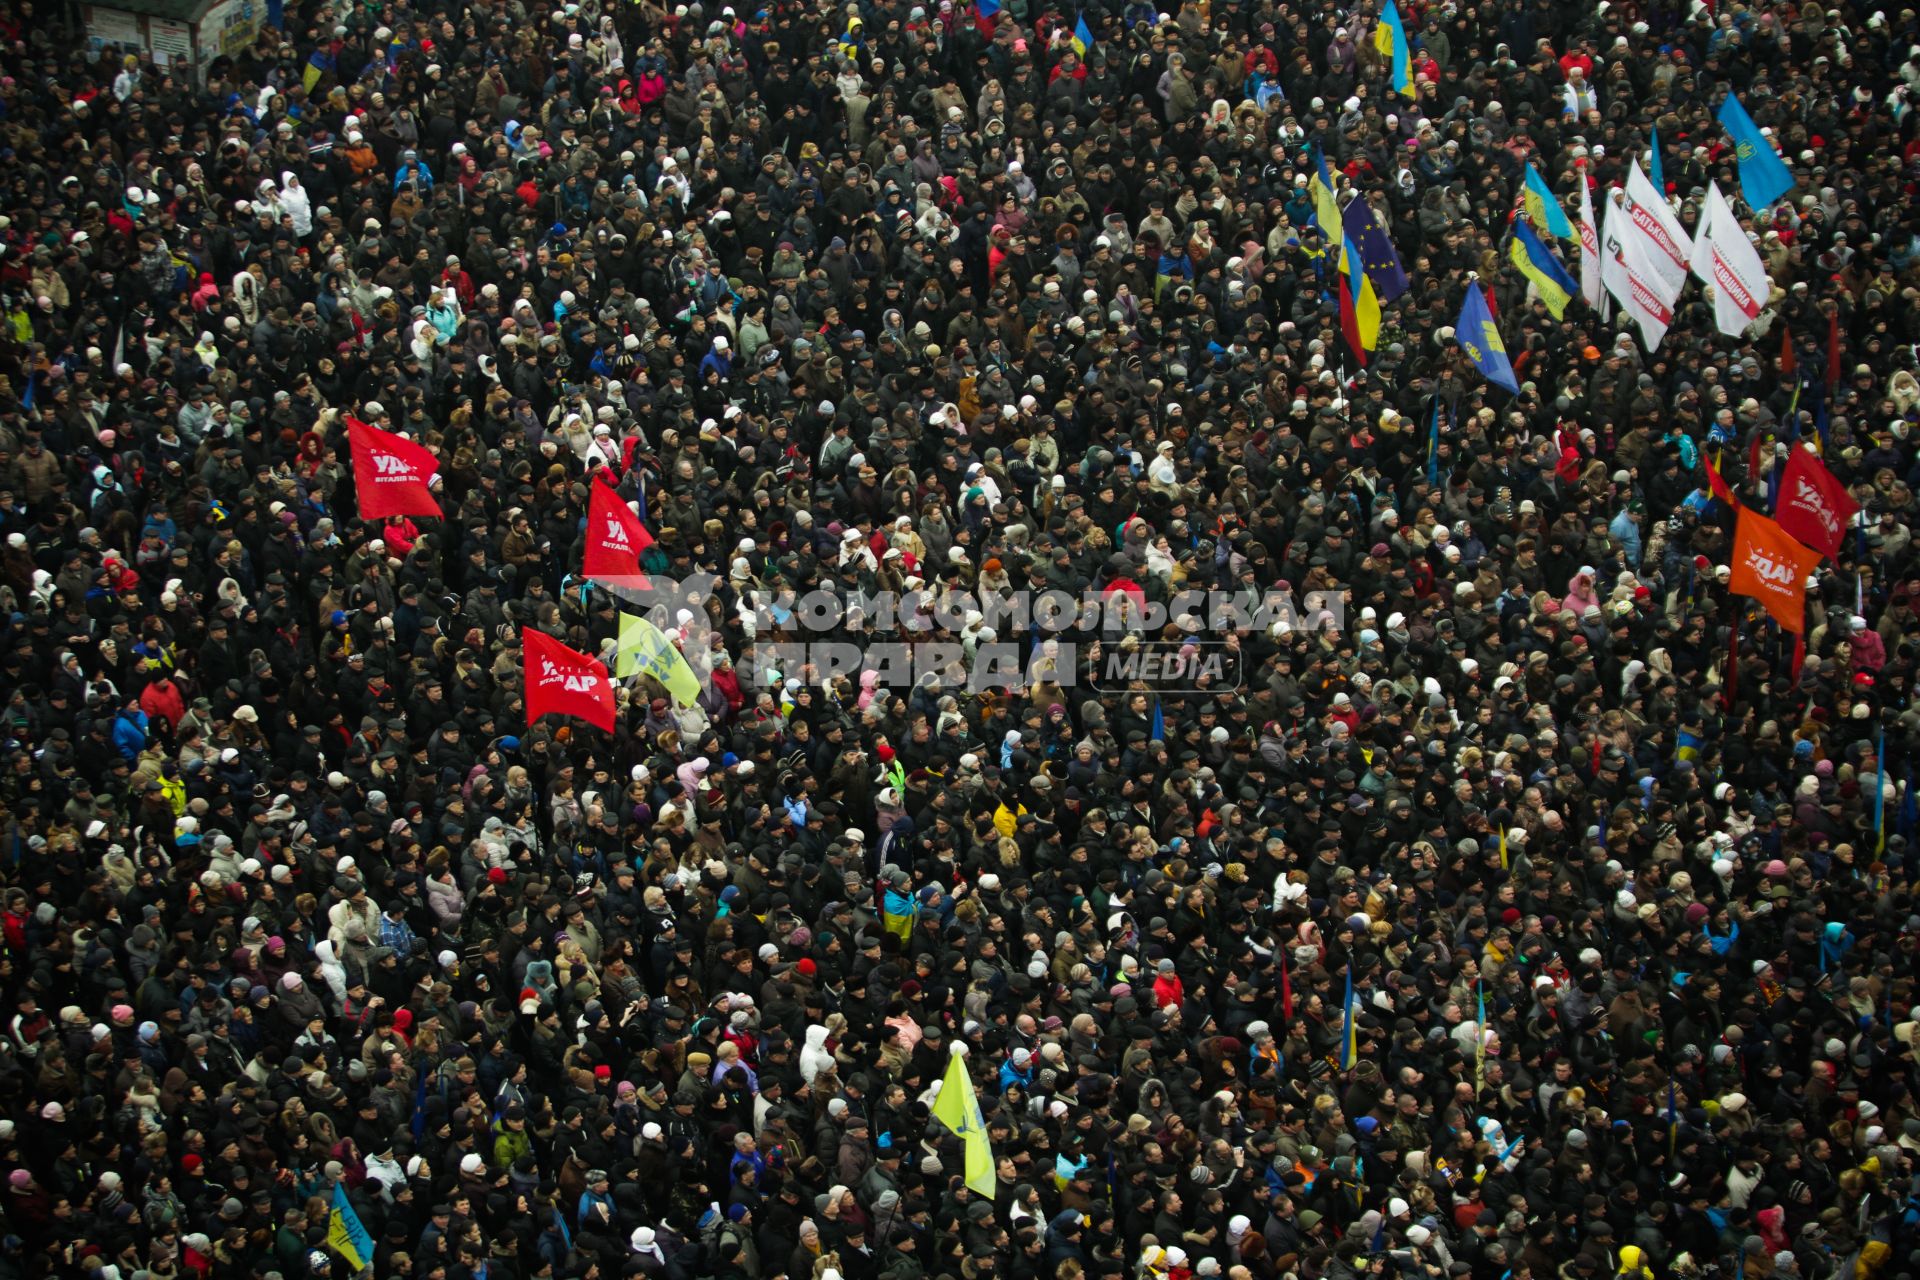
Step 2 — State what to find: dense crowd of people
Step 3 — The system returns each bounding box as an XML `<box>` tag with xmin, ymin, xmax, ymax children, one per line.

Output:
<box><xmin>0</xmin><ymin>1</ymin><xmax>1918</xmax><ymax>1280</ymax></box>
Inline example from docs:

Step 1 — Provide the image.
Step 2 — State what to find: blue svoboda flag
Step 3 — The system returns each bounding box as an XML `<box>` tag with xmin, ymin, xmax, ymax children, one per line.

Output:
<box><xmin>1458</xmin><ymin>283</ymin><xmax>1519</xmax><ymax>393</ymax></box>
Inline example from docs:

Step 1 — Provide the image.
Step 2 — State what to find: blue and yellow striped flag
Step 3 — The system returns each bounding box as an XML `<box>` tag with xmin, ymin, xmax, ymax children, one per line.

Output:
<box><xmin>1072</xmin><ymin>12</ymin><xmax>1094</xmax><ymax>57</ymax></box>
<box><xmin>1310</xmin><ymin>145</ymin><xmax>1345</xmax><ymax>273</ymax></box>
<box><xmin>1475</xmin><ymin>980</ymin><xmax>1487</xmax><ymax>1092</ymax></box>
<box><xmin>328</xmin><ymin>1184</ymin><xmax>373</xmax><ymax>1272</ymax></box>
<box><xmin>1375</xmin><ymin>0</ymin><xmax>1415</xmax><ymax>98</ymax></box>
<box><xmin>1522</xmin><ymin>162</ymin><xmax>1574</xmax><ymax>241</ymax></box>
<box><xmin>1343</xmin><ymin>229</ymin><xmax>1381</xmax><ymax>357</ymax></box>
<box><xmin>1507</xmin><ymin>218</ymin><xmax>1578</xmax><ymax>320</ymax></box>
<box><xmin>1340</xmin><ymin>968</ymin><xmax>1359</xmax><ymax>1070</ymax></box>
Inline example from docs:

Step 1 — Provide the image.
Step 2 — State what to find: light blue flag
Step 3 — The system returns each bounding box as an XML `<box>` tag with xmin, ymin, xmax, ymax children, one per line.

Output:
<box><xmin>1457</xmin><ymin>283</ymin><xmax>1518</xmax><ymax>394</ymax></box>
<box><xmin>1425</xmin><ymin>398</ymin><xmax>1441</xmax><ymax>487</ymax></box>
<box><xmin>1648</xmin><ymin>124</ymin><xmax>1665</xmax><ymax>197</ymax></box>
<box><xmin>1717</xmin><ymin>93</ymin><xmax>1795</xmax><ymax>210</ymax></box>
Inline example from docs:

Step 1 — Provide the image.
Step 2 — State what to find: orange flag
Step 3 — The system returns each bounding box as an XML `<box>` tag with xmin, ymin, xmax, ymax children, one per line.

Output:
<box><xmin>1728</xmin><ymin>505</ymin><xmax>1822</xmax><ymax>634</ymax></box>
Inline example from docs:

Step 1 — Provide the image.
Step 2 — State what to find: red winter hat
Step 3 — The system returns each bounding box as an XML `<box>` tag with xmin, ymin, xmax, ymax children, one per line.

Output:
<box><xmin>797</xmin><ymin>958</ymin><xmax>817</xmax><ymax>977</ymax></box>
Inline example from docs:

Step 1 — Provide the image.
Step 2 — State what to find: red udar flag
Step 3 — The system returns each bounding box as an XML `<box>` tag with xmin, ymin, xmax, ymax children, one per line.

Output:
<box><xmin>583</xmin><ymin>479</ymin><xmax>655</xmax><ymax>584</ymax></box>
<box><xmin>1775</xmin><ymin>445</ymin><xmax>1858</xmax><ymax>561</ymax></box>
<box><xmin>523</xmin><ymin>629</ymin><xmax>615</xmax><ymax>732</ymax></box>
<box><xmin>347</xmin><ymin>416</ymin><xmax>442</xmax><ymax>519</ymax></box>
<box><xmin>1728</xmin><ymin>505</ymin><xmax>1822</xmax><ymax>634</ymax></box>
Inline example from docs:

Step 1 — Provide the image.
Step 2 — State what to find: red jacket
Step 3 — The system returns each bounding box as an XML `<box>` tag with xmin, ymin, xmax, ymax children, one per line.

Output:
<box><xmin>1152</xmin><ymin>971</ymin><xmax>1184</xmax><ymax>1009</ymax></box>
<box><xmin>139</xmin><ymin>678</ymin><xmax>186</xmax><ymax>732</ymax></box>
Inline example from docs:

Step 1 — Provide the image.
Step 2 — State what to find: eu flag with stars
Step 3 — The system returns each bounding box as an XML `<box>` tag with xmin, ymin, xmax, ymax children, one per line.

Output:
<box><xmin>1341</xmin><ymin>196</ymin><xmax>1409</xmax><ymax>304</ymax></box>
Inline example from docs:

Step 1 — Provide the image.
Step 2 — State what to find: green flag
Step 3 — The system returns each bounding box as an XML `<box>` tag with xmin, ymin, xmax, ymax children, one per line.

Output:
<box><xmin>930</xmin><ymin>1046</ymin><xmax>995</xmax><ymax>1197</ymax></box>
<box><xmin>616</xmin><ymin>612</ymin><xmax>702</xmax><ymax>706</ymax></box>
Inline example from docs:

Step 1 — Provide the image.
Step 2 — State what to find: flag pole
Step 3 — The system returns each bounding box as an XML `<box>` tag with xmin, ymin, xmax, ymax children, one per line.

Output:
<box><xmin>1723</xmin><ymin>614</ymin><xmax>1740</xmax><ymax>713</ymax></box>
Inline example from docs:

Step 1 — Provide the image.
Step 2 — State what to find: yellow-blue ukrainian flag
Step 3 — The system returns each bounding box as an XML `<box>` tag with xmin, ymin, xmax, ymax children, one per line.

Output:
<box><xmin>1340</xmin><ymin>968</ymin><xmax>1358</xmax><ymax>1069</ymax></box>
<box><xmin>1310</xmin><ymin>145</ymin><xmax>1346</xmax><ymax>272</ymax></box>
<box><xmin>1507</xmin><ymin>219</ymin><xmax>1578</xmax><ymax>320</ymax></box>
<box><xmin>1343</xmin><ymin>229</ymin><xmax>1381</xmax><ymax>355</ymax></box>
<box><xmin>1458</xmin><ymin>283</ymin><xmax>1519</xmax><ymax>393</ymax></box>
<box><xmin>1375</xmin><ymin>0</ymin><xmax>1415</xmax><ymax>98</ymax></box>
<box><xmin>931</xmin><ymin>1046</ymin><xmax>996</xmax><ymax>1197</ymax></box>
<box><xmin>328</xmin><ymin>1183</ymin><xmax>372</xmax><ymax>1272</ymax></box>
<box><xmin>1522</xmin><ymin>162</ymin><xmax>1574</xmax><ymax>241</ymax></box>
<box><xmin>1072</xmin><ymin>12</ymin><xmax>1094</xmax><ymax>57</ymax></box>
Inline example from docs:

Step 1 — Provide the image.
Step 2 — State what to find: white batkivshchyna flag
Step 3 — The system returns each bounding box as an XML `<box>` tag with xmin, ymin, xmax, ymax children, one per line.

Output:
<box><xmin>1623</xmin><ymin>160</ymin><xmax>1693</xmax><ymax>305</ymax></box>
<box><xmin>1689</xmin><ymin>182</ymin><xmax>1770</xmax><ymax>339</ymax></box>
<box><xmin>1577</xmin><ymin>164</ymin><xmax>1604</xmax><ymax>310</ymax></box>
<box><xmin>1602</xmin><ymin>191</ymin><xmax>1675</xmax><ymax>350</ymax></box>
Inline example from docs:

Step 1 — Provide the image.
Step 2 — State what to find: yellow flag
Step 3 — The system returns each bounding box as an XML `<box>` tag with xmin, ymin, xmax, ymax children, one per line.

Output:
<box><xmin>930</xmin><ymin>1046</ymin><xmax>995</xmax><ymax>1198</ymax></box>
<box><xmin>616</xmin><ymin>613</ymin><xmax>702</xmax><ymax>706</ymax></box>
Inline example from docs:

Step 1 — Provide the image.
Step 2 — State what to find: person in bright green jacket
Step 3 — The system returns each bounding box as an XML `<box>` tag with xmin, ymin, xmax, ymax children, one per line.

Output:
<box><xmin>492</xmin><ymin>1105</ymin><xmax>532</xmax><ymax>1167</ymax></box>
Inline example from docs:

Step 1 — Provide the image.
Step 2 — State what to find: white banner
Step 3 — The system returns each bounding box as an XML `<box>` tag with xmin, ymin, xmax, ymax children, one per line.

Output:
<box><xmin>1690</xmin><ymin>182</ymin><xmax>1769</xmax><ymax>338</ymax></box>
<box><xmin>1602</xmin><ymin>193</ymin><xmax>1673</xmax><ymax>350</ymax></box>
<box><xmin>1623</xmin><ymin>161</ymin><xmax>1692</xmax><ymax>305</ymax></box>
<box><xmin>1577</xmin><ymin>166</ymin><xmax>1604</xmax><ymax>310</ymax></box>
